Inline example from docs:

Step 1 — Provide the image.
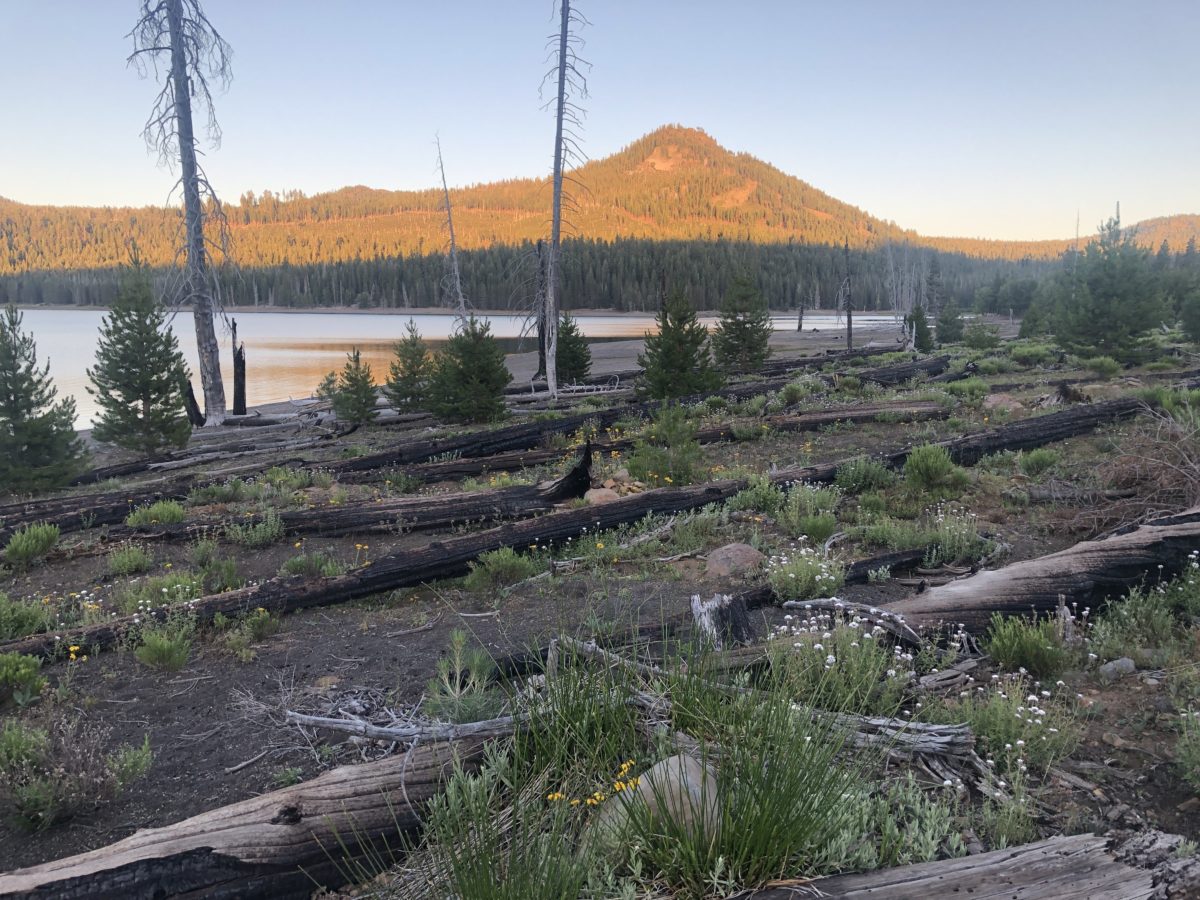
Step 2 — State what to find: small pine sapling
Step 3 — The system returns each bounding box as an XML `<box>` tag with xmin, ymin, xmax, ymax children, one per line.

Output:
<box><xmin>384</xmin><ymin>320</ymin><xmax>429</xmax><ymax>411</ymax></box>
<box><xmin>638</xmin><ymin>287</ymin><xmax>721</xmax><ymax>399</ymax></box>
<box><xmin>712</xmin><ymin>274</ymin><xmax>773</xmax><ymax>373</ymax></box>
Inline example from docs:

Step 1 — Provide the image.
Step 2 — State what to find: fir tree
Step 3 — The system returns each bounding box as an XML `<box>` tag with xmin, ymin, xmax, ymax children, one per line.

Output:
<box><xmin>427</xmin><ymin>317</ymin><xmax>512</xmax><ymax>423</ymax></box>
<box><xmin>384</xmin><ymin>320</ymin><xmax>429</xmax><ymax>411</ymax></box>
<box><xmin>906</xmin><ymin>304</ymin><xmax>934</xmax><ymax>352</ymax></box>
<box><xmin>935</xmin><ymin>300</ymin><xmax>964</xmax><ymax>344</ymax></box>
<box><xmin>556</xmin><ymin>313</ymin><xmax>591</xmax><ymax>383</ymax></box>
<box><xmin>86</xmin><ymin>272</ymin><xmax>191</xmax><ymax>455</ymax></box>
<box><xmin>328</xmin><ymin>349</ymin><xmax>379</xmax><ymax>424</ymax></box>
<box><xmin>638</xmin><ymin>288</ymin><xmax>721</xmax><ymax>400</ymax></box>
<box><xmin>0</xmin><ymin>305</ymin><xmax>86</xmax><ymax>491</ymax></box>
<box><xmin>711</xmin><ymin>275</ymin><xmax>773</xmax><ymax>373</ymax></box>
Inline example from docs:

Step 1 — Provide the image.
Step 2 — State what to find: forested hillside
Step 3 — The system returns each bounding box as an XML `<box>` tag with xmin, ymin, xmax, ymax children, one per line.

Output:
<box><xmin>0</xmin><ymin>125</ymin><xmax>1194</xmax><ymax>311</ymax></box>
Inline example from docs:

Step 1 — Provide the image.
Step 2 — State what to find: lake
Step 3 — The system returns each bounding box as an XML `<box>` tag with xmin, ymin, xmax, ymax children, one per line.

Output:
<box><xmin>17</xmin><ymin>308</ymin><xmax>900</xmax><ymax>426</ymax></box>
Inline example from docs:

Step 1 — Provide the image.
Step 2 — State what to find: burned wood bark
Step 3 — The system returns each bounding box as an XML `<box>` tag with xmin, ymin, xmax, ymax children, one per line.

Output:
<box><xmin>885</xmin><ymin>505</ymin><xmax>1200</xmax><ymax>632</ymax></box>
<box><xmin>0</xmin><ymin>738</ymin><xmax>488</xmax><ymax>900</ymax></box>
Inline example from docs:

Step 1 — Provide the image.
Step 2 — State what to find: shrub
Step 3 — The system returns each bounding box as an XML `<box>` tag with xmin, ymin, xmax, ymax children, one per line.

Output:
<box><xmin>906</xmin><ymin>305</ymin><xmax>934</xmax><ymax>352</ymax></box>
<box><xmin>1018</xmin><ymin>448</ymin><xmax>1059</xmax><ymax>478</ymax></box>
<box><xmin>427</xmin><ymin>317</ymin><xmax>512</xmax><ymax>423</ymax></box>
<box><xmin>1082</xmin><ymin>355</ymin><xmax>1121</xmax><ymax>379</ymax></box>
<box><xmin>464</xmin><ymin>547</ymin><xmax>540</xmax><ymax>592</ymax></box>
<box><xmin>384</xmin><ymin>319</ymin><xmax>429</xmax><ymax>411</ymax></box>
<box><xmin>219</xmin><ymin>607</ymin><xmax>280</xmax><ymax>662</ymax></box>
<box><xmin>86</xmin><ymin>270</ymin><xmax>191</xmax><ymax>455</ymax></box>
<box><xmin>835</xmin><ymin>458</ymin><xmax>896</xmax><ymax>494</ymax></box>
<box><xmin>637</xmin><ymin>287</ymin><xmax>721</xmax><ymax>399</ymax></box>
<box><xmin>711</xmin><ymin>274</ymin><xmax>773</xmax><ymax>373</ymax></box>
<box><xmin>125</xmin><ymin>500</ymin><xmax>185</xmax><ymax>527</ymax></box>
<box><xmin>3</xmin><ymin>523</ymin><xmax>59</xmax><ymax>569</ymax></box>
<box><xmin>944</xmin><ymin>377</ymin><xmax>989</xmax><ymax>404</ymax></box>
<box><xmin>555</xmin><ymin>313</ymin><xmax>592</xmax><ymax>384</ymax></box>
<box><xmin>1090</xmin><ymin>584</ymin><xmax>1182</xmax><ymax>661</ymax></box>
<box><xmin>964</xmin><ymin>322</ymin><xmax>1001</xmax><ymax>350</ymax></box>
<box><xmin>115</xmin><ymin>572</ymin><xmax>204</xmax><ymax>615</ymax></box>
<box><xmin>107</xmin><ymin>543</ymin><xmax>153</xmax><ymax>577</ymax></box>
<box><xmin>0</xmin><ymin>652</ymin><xmax>45</xmax><ymax>706</ymax></box>
<box><xmin>903</xmin><ymin>444</ymin><xmax>969</xmax><ymax>497</ymax></box>
<box><xmin>626</xmin><ymin>406</ymin><xmax>703</xmax><ymax>487</ymax></box>
<box><xmin>975</xmin><ymin>356</ymin><xmax>1015</xmax><ymax>375</ymax></box>
<box><xmin>777</xmin><ymin>483</ymin><xmax>842</xmax><ymax>542</ymax></box>
<box><xmin>766</xmin><ymin>544</ymin><xmax>845</xmax><ymax>601</ymax></box>
<box><xmin>1009</xmin><ymin>343</ymin><xmax>1055</xmax><ymax>367</ymax></box>
<box><xmin>134</xmin><ymin>615</ymin><xmax>194</xmax><ymax>671</ymax></box>
<box><xmin>984</xmin><ymin>613</ymin><xmax>1071</xmax><ymax>678</ymax></box>
<box><xmin>224</xmin><ymin>508</ymin><xmax>285</xmax><ymax>547</ymax></box>
<box><xmin>0</xmin><ymin>305</ymin><xmax>87</xmax><ymax>492</ymax></box>
<box><xmin>726</xmin><ymin>475</ymin><xmax>785</xmax><ymax>515</ymax></box>
<box><xmin>187</xmin><ymin>478</ymin><xmax>263</xmax><ymax>506</ymax></box>
<box><xmin>779</xmin><ymin>377</ymin><xmax>822</xmax><ymax>406</ymax></box>
<box><xmin>199</xmin><ymin>557</ymin><xmax>243</xmax><ymax>593</ymax></box>
<box><xmin>279</xmin><ymin>551</ymin><xmax>346</xmax><ymax>578</ymax></box>
<box><xmin>0</xmin><ymin>593</ymin><xmax>52</xmax><ymax>641</ymax></box>
<box><xmin>322</xmin><ymin>348</ymin><xmax>379</xmax><ymax>425</ymax></box>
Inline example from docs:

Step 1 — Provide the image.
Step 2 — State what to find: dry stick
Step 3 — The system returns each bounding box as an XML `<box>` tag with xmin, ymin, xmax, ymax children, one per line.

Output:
<box><xmin>283</xmin><ymin>710</ymin><xmax>526</xmax><ymax>744</ymax></box>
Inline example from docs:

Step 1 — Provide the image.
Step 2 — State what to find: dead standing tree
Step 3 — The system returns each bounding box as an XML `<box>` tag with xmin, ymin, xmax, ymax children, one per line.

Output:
<box><xmin>540</xmin><ymin>0</ymin><xmax>590</xmax><ymax>398</ymax></box>
<box><xmin>129</xmin><ymin>0</ymin><xmax>232</xmax><ymax>424</ymax></box>
<box><xmin>435</xmin><ymin>135</ymin><xmax>469</xmax><ymax>321</ymax></box>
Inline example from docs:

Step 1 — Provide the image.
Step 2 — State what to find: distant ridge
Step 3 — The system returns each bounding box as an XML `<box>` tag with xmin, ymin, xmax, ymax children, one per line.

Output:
<box><xmin>1</xmin><ymin>124</ymin><xmax>1197</xmax><ymax>274</ymax></box>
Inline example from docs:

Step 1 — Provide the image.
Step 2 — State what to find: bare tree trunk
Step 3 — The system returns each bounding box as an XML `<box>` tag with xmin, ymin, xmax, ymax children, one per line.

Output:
<box><xmin>843</xmin><ymin>239</ymin><xmax>854</xmax><ymax>351</ymax></box>
<box><xmin>436</xmin><ymin>136</ymin><xmax>468</xmax><ymax>320</ymax></box>
<box><xmin>167</xmin><ymin>0</ymin><xmax>225</xmax><ymax>424</ymax></box>
<box><xmin>544</xmin><ymin>0</ymin><xmax>572</xmax><ymax>399</ymax></box>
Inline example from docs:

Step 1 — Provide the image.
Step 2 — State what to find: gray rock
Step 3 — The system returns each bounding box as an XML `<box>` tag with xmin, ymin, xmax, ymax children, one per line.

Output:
<box><xmin>584</xmin><ymin>487</ymin><xmax>620</xmax><ymax>505</ymax></box>
<box><xmin>1099</xmin><ymin>656</ymin><xmax>1137</xmax><ymax>683</ymax></box>
<box><xmin>589</xmin><ymin>754</ymin><xmax>719</xmax><ymax>852</ymax></box>
<box><xmin>704</xmin><ymin>542</ymin><xmax>766</xmax><ymax>578</ymax></box>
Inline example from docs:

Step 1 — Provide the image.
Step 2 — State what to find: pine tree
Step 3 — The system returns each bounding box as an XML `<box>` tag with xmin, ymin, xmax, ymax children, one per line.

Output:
<box><xmin>329</xmin><ymin>349</ymin><xmax>379</xmax><ymax>424</ymax></box>
<box><xmin>711</xmin><ymin>275</ymin><xmax>773</xmax><ymax>373</ymax></box>
<box><xmin>935</xmin><ymin>300</ymin><xmax>964</xmax><ymax>344</ymax></box>
<box><xmin>906</xmin><ymin>304</ymin><xmax>934</xmax><ymax>352</ymax></box>
<box><xmin>0</xmin><ymin>305</ymin><xmax>86</xmax><ymax>491</ymax></box>
<box><xmin>638</xmin><ymin>288</ymin><xmax>721</xmax><ymax>399</ymax></box>
<box><xmin>383</xmin><ymin>320</ymin><xmax>428</xmax><ymax>411</ymax></box>
<box><xmin>87</xmin><ymin>272</ymin><xmax>191</xmax><ymax>455</ymax></box>
<box><xmin>427</xmin><ymin>317</ymin><xmax>512</xmax><ymax>423</ymax></box>
<box><xmin>556</xmin><ymin>313</ymin><xmax>591</xmax><ymax>383</ymax></box>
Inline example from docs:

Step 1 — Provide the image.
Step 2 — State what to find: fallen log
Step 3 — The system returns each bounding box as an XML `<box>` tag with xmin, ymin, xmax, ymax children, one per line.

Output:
<box><xmin>884</xmin><ymin>505</ymin><xmax>1200</xmax><ymax>631</ymax></box>
<box><xmin>740</xmin><ymin>831</ymin><xmax>1194</xmax><ymax>899</ymax></box>
<box><xmin>0</xmin><ymin>738</ymin><xmax>489</xmax><ymax>900</ymax></box>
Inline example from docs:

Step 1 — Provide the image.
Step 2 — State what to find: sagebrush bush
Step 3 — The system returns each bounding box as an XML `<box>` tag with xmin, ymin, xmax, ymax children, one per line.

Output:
<box><xmin>3</xmin><ymin>523</ymin><xmax>59</xmax><ymax>569</ymax></box>
<box><xmin>944</xmin><ymin>377</ymin><xmax>989</xmax><ymax>404</ymax></box>
<box><xmin>727</xmin><ymin>475</ymin><xmax>785</xmax><ymax>515</ymax></box>
<box><xmin>125</xmin><ymin>500</ymin><xmax>185</xmax><ymax>527</ymax></box>
<box><xmin>1008</xmin><ymin>343</ymin><xmax>1055</xmax><ymax>367</ymax></box>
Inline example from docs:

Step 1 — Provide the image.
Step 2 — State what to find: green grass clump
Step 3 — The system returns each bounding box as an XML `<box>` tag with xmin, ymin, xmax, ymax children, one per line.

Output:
<box><xmin>3</xmin><ymin>523</ymin><xmax>59</xmax><ymax>570</ymax></box>
<box><xmin>984</xmin><ymin>613</ymin><xmax>1071</xmax><ymax>678</ymax></box>
<box><xmin>215</xmin><ymin>607</ymin><xmax>280</xmax><ymax>662</ymax></box>
<box><xmin>1082</xmin><ymin>355</ymin><xmax>1121</xmax><ymax>379</ymax></box>
<box><xmin>765</xmin><ymin>544</ymin><xmax>845</xmax><ymax>601</ymax></box>
<box><xmin>903</xmin><ymin>444</ymin><xmax>969</xmax><ymax>498</ymax></box>
<box><xmin>1089</xmin><ymin>569</ymin><xmax>1200</xmax><ymax>661</ymax></box>
<box><xmin>1017</xmin><ymin>448</ymin><xmax>1059</xmax><ymax>478</ymax></box>
<box><xmin>835</xmin><ymin>458</ymin><xmax>896</xmax><ymax>494</ymax></box>
<box><xmin>726</xmin><ymin>475</ymin><xmax>784</xmax><ymax>515</ymax></box>
<box><xmin>1008</xmin><ymin>343</ymin><xmax>1056</xmax><ymax>367</ymax></box>
<box><xmin>0</xmin><ymin>593</ymin><xmax>53</xmax><ymax>641</ymax></box>
<box><xmin>115</xmin><ymin>572</ymin><xmax>204</xmax><ymax>615</ymax></box>
<box><xmin>223</xmin><ymin>508</ymin><xmax>286</xmax><ymax>548</ymax></box>
<box><xmin>464</xmin><ymin>547</ymin><xmax>541</xmax><ymax>592</ymax></box>
<box><xmin>0</xmin><ymin>653</ymin><xmax>46</xmax><ymax>706</ymax></box>
<box><xmin>777</xmin><ymin>484</ymin><xmax>841</xmax><ymax>542</ymax></box>
<box><xmin>107</xmin><ymin>543</ymin><xmax>153</xmax><ymax>576</ymax></box>
<box><xmin>125</xmin><ymin>500</ymin><xmax>185</xmax><ymax>527</ymax></box>
<box><xmin>943</xmin><ymin>377</ymin><xmax>989</xmax><ymax>404</ymax></box>
<box><xmin>187</xmin><ymin>478</ymin><xmax>265</xmax><ymax>506</ymax></box>
<box><xmin>134</xmin><ymin>615</ymin><xmax>194</xmax><ymax>671</ymax></box>
<box><xmin>975</xmin><ymin>356</ymin><xmax>1015</xmax><ymax>376</ymax></box>
<box><xmin>279</xmin><ymin>551</ymin><xmax>346</xmax><ymax>579</ymax></box>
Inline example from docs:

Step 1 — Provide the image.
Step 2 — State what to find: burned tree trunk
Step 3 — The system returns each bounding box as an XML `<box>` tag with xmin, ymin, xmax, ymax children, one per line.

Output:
<box><xmin>231</xmin><ymin>320</ymin><xmax>246</xmax><ymax>416</ymax></box>
<box><xmin>0</xmin><ymin>738</ymin><xmax>490</xmax><ymax>900</ymax></box>
<box><xmin>885</xmin><ymin>505</ymin><xmax>1200</xmax><ymax>631</ymax></box>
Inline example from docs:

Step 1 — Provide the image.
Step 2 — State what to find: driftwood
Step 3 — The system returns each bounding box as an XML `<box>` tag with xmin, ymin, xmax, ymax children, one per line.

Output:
<box><xmin>885</xmin><ymin>505</ymin><xmax>1200</xmax><ymax>631</ymax></box>
<box><xmin>0</xmin><ymin>739</ymin><xmax>488</xmax><ymax>900</ymax></box>
<box><xmin>739</xmin><ymin>831</ymin><xmax>1198</xmax><ymax>899</ymax></box>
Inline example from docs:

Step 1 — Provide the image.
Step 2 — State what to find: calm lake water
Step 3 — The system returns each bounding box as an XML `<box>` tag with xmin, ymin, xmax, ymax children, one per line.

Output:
<box><xmin>19</xmin><ymin>308</ymin><xmax>899</xmax><ymax>426</ymax></box>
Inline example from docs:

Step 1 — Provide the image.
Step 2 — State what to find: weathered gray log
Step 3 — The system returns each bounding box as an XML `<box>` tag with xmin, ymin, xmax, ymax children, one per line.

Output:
<box><xmin>742</xmin><ymin>832</ymin><xmax>1174</xmax><ymax>899</ymax></box>
<box><xmin>885</xmin><ymin>505</ymin><xmax>1200</xmax><ymax>631</ymax></box>
<box><xmin>0</xmin><ymin>738</ymin><xmax>488</xmax><ymax>900</ymax></box>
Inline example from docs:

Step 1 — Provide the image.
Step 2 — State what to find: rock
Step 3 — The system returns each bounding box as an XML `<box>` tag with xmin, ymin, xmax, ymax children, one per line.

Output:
<box><xmin>1102</xmin><ymin>731</ymin><xmax>1130</xmax><ymax>750</ymax></box>
<box><xmin>1098</xmin><ymin>657</ymin><xmax>1137</xmax><ymax>683</ymax></box>
<box><xmin>589</xmin><ymin>754</ymin><xmax>719</xmax><ymax>852</ymax></box>
<box><xmin>584</xmin><ymin>487</ymin><xmax>620</xmax><ymax>505</ymax></box>
<box><xmin>704</xmin><ymin>543</ymin><xmax>766</xmax><ymax>578</ymax></box>
<box><xmin>1177</xmin><ymin>797</ymin><xmax>1200</xmax><ymax>814</ymax></box>
<box><xmin>1142</xmin><ymin>677</ymin><xmax>1161</xmax><ymax>688</ymax></box>
<box><xmin>602</xmin><ymin>478</ymin><xmax>617</xmax><ymax>489</ymax></box>
<box><xmin>983</xmin><ymin>393</ymin><xmax>1025</xmax><ymax>414</ymax></box>
<box><xmin>612</xmin><ymin>468</ymin><xmax>631</xmax><ymax>483</ymax></box>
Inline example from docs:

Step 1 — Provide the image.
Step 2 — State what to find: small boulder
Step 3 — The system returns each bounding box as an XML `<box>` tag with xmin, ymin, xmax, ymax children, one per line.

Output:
<box><xmin>612</xmin><ymin>468</ymin><xmax>631</xmax><ymax>483</ymax></box>
<box><xmin>705</xmin><ymin>543</ymin><xmax>766</xmax><ymax>578</ymax></box>
<box><xmin>584</xmin><ymin>487</ymin><xmax>620</xmax><ymax>505</ymax></box>
<box><xmin>590</xmin><ymin>754</ymin><xmax>719</xmax><ymax>852</ymax></box>
<box><xmin>1098</xmin><ymin>656</ymin><xmax>1137</xmax><ymax>683</ymax></box>
<box><xmin>983</xmin><ymin>393</ymin><xmax>1025</xmax><ymax>414</ymax></box>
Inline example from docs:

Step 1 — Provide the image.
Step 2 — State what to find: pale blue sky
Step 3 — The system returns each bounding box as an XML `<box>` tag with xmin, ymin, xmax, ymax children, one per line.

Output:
<box><xmin>0</xmin><ymin>0</ymin><xmax>1196</xmax><ymax>240</ymax></box>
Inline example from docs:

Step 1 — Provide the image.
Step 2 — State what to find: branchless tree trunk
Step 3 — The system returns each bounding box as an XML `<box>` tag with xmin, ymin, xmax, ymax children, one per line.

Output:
<box><xmin>129</xmin><ymin>0</ymin><xmax>231</xmax><ymax>425</ymax></box>
<box><xmin>436</xmin><ymin>135</ymin><xmax>468</xmax><ymax>320</ymax></box>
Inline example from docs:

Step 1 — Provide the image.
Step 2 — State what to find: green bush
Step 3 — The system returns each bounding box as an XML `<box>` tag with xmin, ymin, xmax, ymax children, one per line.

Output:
<box><xmin>3</xmin><ymin>523</ymin><xmax>59</xmax><ymax>570</ymax></box>
<box><xmin>464</xmin><ymin>547</ymin><xmax>540</xmax><ymax>592</ymax></box>
<box><xmin>0</xmin><ymin>593</ymin><xmax>53</xmax><ymax>641</ymax></box>
<box><xmin>107</xmin><ymin>544</ymin><xmax>153</xmax><ymax>577</ymax></box>
<box><xmin>964</xmin><ymin>322</ymin><xmax>1001</xmax><ymax>350</ymax></box>
<box><xmin>427</xmin><ymin>317</ymin><xmax>512</xmax><ymax>423</ymax></box>
<box><xmin>1178</xmin><ymin>711</ymin><xmax>1200</xmax><ymax>794</ymax></box>
<box><xmin>187</xmin><ymin>478</ymin><xmax>265</xmax><ymax>506</ymax></box>
<box><xmin>1017</xmin><ymin>448</ymin><xmax>1059</xmax><ymax>478</ymax></box>
<box><xmin>279</xmin><ymin>551</ymin><xmax>346</xmax><ymax>578</ymax></box>
<box><xmin>903</xmin><ymin>445</ymin><xmax>969</xmax><ymax>497</ymax></box>
<box><xmin>975</xmin><ymin>356</ymin><xmax>1015</xmax><ymax>376</ymax></box>
<box><xmin>936</xmin><ymin>301</ymin><xmax>964</xmax><ymax>344</ymax></box>
<box><xmin>115</xmin><ymin>572</ymin><xmax>204</xmax><ymax>615</ymax></box>
<box><xmin>944</xmin><ymin>377</ymin><xmax>989</xmax><ymax>404</ymax></box>
<box><xmin>983</xmin><ymin>613</ymin><xmax>1071</xmax><ymax>678</ymax></box>
<box><xmin>835</xmin><ymin>458</ymin><xmax>896</xmax><ymax>494</ymax></box>
<box><xmin>223</xmin><ymin>508</ymin><xmax>285</xmax><ymax>548</ymax></box>
<box><xmin>1082</xmin><ymin>355</ymin><xmax>1121</xmax><ymax>379</ymax></box>
<box><xmin>125</xmin><ymin>500</ymin><xmax>185</xmax><ymax>527</ymax></box>
<box><xmin>0</xmin><ymin>652</ymin><xmax>45</xmax><ymax>706</ymax></box>
<box><xmin>626</xmin><ymin>406</ymin><xmax>703</xmax><ymax>487</ymax></box>
<box><xmin>726</xmin><ymin>475</ymin><xmax>785</xmax><ymax>515</ymax></box>
<box><xmin>1008</xmin><ymin>343</ymin><xmax>1055</xmax><ymax>367</ymax></box>
<box><xmin>766</xmin><ymin>544</ymin><xmax>845</xmax><ymax>601</ymax></box>
<box><xmin>134</xmin><ymin>615</ymin><xmax>194</xmax><ymax>671</ymax></box>
<box><xmin>777</xmin><ymin>484</ymin><xmax>842</xmax><ymax>542</ymax></box>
